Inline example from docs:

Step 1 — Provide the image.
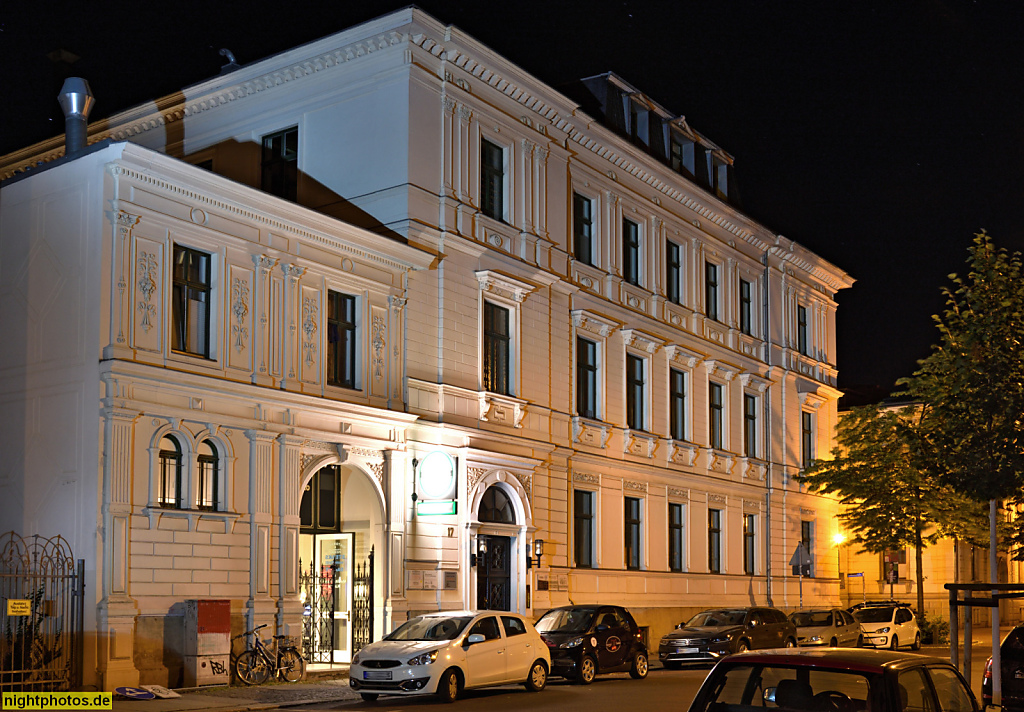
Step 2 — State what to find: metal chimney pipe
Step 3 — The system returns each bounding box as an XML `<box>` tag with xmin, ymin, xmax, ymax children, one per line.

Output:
<box><xmin>57</xmin><ymin>77</ymin><xmax>95</xmax><ymax>156</ymax></box>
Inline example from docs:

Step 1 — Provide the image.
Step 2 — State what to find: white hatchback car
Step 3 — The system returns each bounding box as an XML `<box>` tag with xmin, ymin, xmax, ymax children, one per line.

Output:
<box><xmin>853</xmin><ymin>604</ymin><xmax>921</xmax><ymax>650</ymax></box>
<box><xmin>349</xmin><ymin>610</ymin><xmax>550</xmax><ymax>702</ymax></box>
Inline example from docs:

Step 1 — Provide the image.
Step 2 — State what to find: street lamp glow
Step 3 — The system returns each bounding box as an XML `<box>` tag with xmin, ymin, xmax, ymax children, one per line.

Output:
<box><xmin>833</xmin><ymin>532</ymin><xmax>846</xmax><ymax>546</ymax></box>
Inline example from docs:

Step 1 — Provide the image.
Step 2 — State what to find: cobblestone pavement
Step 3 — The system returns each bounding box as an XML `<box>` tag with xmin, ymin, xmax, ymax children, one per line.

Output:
<box><xmin>114</xmin><ymin>679</ymin><xmax>359</xmax><ymax>712</ymax></box>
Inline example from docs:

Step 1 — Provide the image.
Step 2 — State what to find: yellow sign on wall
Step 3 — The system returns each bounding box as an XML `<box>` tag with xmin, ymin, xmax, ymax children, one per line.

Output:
<box><xmin>6</xmin><ymin>599</ymin><xmax>31</xmax><ymax>616</ymax></box>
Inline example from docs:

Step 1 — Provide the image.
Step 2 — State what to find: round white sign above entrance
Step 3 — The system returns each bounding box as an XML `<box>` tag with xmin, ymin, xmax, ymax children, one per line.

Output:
<box><xmin>418</xmin><ymin>451</ymin><xmax>457</xmax><ymax>500</ymax></box>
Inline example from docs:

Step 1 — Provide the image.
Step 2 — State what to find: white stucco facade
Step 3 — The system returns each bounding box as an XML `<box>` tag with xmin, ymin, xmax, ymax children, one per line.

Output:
<box><xmin>0</xmin><ymin>7</ymin><xmax>854</xmax><ymax>689</ymax></box>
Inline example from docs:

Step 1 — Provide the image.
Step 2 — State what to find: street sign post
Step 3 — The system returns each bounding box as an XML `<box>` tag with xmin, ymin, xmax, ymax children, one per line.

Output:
<box><xmin>789</xmin><ymin>543</ymin><xmax>812</xmax><ymax>607</ymax></box>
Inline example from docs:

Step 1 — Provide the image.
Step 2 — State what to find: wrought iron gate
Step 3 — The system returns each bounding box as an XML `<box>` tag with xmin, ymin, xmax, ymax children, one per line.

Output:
<box><xmin>351</xmin><ymin>547</ymin><xmax>373</xmax><ymax>652</ymax></box>
<box><xmin>300</xmin><ymin>547</ymin><xmax>374</xmax><ymax>663</ymax></box>
<box><xmin>0</xmin><ymin>532</ymin><xmax>84</xmax><ymax>692</ymax></box>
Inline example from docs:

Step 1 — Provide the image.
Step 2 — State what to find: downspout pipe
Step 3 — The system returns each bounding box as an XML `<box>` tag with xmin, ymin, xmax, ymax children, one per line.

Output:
<box><xmin>762</xmin><ymin>246</ymin><xmax>774</xmax><ymax>606</ymax></box>
<box><xmin>57</xmin><ymin>77</ymin><xmax>95</xmax><ymax>157</ymax></box>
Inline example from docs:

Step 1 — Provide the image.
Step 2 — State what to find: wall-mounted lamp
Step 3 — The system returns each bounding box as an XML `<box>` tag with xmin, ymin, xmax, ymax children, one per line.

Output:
<box><xmin>527</xmin><ymin>538</ymin><xmax>544</xmax><ymax>569</ymax></box>
<box><xmin>471</xmin><ymin>537</ymin><xmax>488</xmax><ymax>567</ymax></box>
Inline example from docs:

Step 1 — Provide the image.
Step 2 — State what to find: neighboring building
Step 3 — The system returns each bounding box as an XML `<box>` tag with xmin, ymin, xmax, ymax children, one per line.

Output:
<box><xmin>0</xmin><ymin>8</ymin><xmax>853</xmax><ymax>689</ymax></box>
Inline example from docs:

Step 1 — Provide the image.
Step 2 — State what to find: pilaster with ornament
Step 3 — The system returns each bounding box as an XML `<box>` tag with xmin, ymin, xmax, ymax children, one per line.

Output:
<box><xmin>456</xmin><ymin>103</ymin><xmax>473</xmax><ymax>204</ymax></box>
<box><xmin>300</xmin><ymin>284</ymin><xmax>322</xmax><ymax>386</ymax></box>
<box><xmin>388</xmin><ymin>296</ymin><xmax>406</xmax><ymax>408</ymax></box>
<box><xmin>105</xmin><ymin>210</ymin><xmax>139</xmax><ymax>359</ymax></box>
<box><xmin>532</xmin><ymin>143</ymin><xmax>549</xmax><ymax>240</ymax></box>
<box><xmin>519</xmin><ymin>138</ymin><xmax>535</xmax><ymax>235</ymax></box>
<box><xmin>251</xmin><ymin>255</ymin><xmax>278</xmax><ymax>386</ymax></box>
<box><xmin>279</xmin><ymin>264</ymin><xmax>305</xmax><ymax>390</ymax></box>
<box><xmin>370</xmin><ymin>304</ymin><xmax>388</xmax><ymax>399</ymax></box>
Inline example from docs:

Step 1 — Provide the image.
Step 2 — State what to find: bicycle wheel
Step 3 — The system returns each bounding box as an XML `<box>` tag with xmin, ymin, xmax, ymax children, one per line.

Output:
<box><xmin>278</xmin><ymin>648</ymin><xmax>306</xmax><ymax>682</ymax></box>
<box><xmin>236</xmin><ymin>650</ymin><xmax>270</xmax><ymax>685</ymax></box>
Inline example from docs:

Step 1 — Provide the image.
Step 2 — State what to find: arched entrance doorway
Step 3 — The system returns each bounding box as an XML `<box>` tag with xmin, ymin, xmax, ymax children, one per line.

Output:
<box><xmin>298</xmin><ymin>464</ymin><xmax>381</xmax><ymax>664</ymax></box>
<box><xmin>476</xmin><ymin>485</ymin><xmax>517</xmax><ymax>611</ymax></box>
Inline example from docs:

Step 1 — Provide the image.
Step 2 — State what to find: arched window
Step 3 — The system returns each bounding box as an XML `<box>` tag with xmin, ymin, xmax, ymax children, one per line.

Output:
<box><xmin>197</xmin><ymin>440</ymin><xmax>219</xmax><ymax>511</ymax></box>
<box><xmin>478</xmin><ymin>486</ymin><xmax>515</xmax><ymax>524</ymax></box>
<box><xmin>159</xmin><ymin>435</ymin><xmax>182</xmax><ymax>508</ymax></box>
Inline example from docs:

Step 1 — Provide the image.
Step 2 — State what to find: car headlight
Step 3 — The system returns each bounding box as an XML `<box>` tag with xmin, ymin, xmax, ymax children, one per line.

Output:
<box><xmin>808</xmin><ymin>636</ymin><xmax>822</xmax><ymax>643</ymax></box>
<box><xmin>352</xmin><ymin>651</ymin><xmax>363</xmax><ymax>664</ymax></box>
<box><xmin>408</xmin><ymin>649</ymin><xmax>441</xmax><ymax>665</ymax></box>
<box><xmin>559</xmin><ymin>636</ymin><xmax>584</xmax><ymax>649</ymax></box>
<box><xmin>877</xmin><ymin>627</ymin><xmax>890</xmax><ymax>634</ymax></box>
<box><xmin>711</xmin><ymin>635</ymin><xmax>731</xmax><ymax>644</ymax></box>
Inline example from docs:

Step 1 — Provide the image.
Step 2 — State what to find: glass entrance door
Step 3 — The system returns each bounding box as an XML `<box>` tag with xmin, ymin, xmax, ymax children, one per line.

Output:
<box><xmin>315</xmin><ymin>533</ymin><xmax>352</xmax><ymax>663</ymax></box>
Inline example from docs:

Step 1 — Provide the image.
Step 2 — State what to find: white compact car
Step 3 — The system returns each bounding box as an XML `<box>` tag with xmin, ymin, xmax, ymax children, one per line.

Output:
<box><xmin>349</xmin><ymin>610</ymin><xmax>550</xmax><ymax>702</ymax></box>
<box><xmin>853</xmin><ymin>604</ymin><xmax>921</xmax><ymax>650</ymax></box>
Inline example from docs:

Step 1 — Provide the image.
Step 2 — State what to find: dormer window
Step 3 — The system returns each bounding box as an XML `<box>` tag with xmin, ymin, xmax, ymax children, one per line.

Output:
<box><xmin>711</xmin><ymin>155</ymin><xmax>730</xmax><ymax>199</ymax></box>
<box><xmin>670</xmin><ymin>134</ymin><xmax>696</xmax><ymax>180</ymax></box>
<box><xmin>626</xmin><ymin>98</ymin><xmax>649</xmax><ymax>148</ymax></box>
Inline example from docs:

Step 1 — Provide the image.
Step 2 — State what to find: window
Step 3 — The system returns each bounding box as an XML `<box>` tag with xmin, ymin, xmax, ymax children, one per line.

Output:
<box><xmin>574</xmin><ymin>489</ymin><xmax>594</xmax><ymax>568</ymax></box>
<box><xmin>705</xmin><ymin>261</ymin><xmax>719</xmax><ymax>321</ymax></box>
<box><xmin>483</xmin><ymin>301</ymin><xmax>511</xmax><ymax>394</ymax></box>
<box><xmin>670</xmin><ymin>134</ymin><xmax>696</xmax><ymax>179</ymax></box>
<box><xmin>158</xmin><ymin>435</ymin><xmax>183</xmax><ymax>509</ymax></box>
<box><xmin>669</xmin><ymin>502</ymin><xmax>685</xmax><ymax>572</ymax></box>
<box><xmin>744</xmin><ymin>394</ymin><xmax>758</xmax><ymax>458</ymax></box>
<box><xmin>669</xmin><ymin>368</ymin><xmax>686</xmax><ymax>441</ymax></box>
<box><xmin>743</xmin><ymin>514</ymin><xmax>756</xmax><ymax>575</ymax></box>
<box><xmin>626</xmin><ymin>353</ymin><xmax>645</xmax><ymax>430</ymax></box>
<box><xmin>927</xmin><ymin>666</ymin><xmax>975</xmax><ymax>712</ymax></box>
<box><xmin>797</xmin><ymin>304</ymin><xmax>809</xmax><ymax>355</ymax></box>
<box><xmin>479</xmin><ymin>485</ymin><xmax>515</xmax><ymax>524</ymax></box>
<box><xmin>576</xmin><ymin>337</ymin><xmax>598</xmax><ymax>419</ymax></box>
<box><xmin>622</xmin><ymin>219</ymin><xmax>640</xmax><ymax>286</ymax></box>
<box><xmin>666</xmin><ymin>240</ymin><xmax>682</xmax><ymax>304</ymax></box>
<box><xmin>627</xmin><ymin>101</ymin><xmax>648</xmax><ymax>147</ymax></box>
<box><xmin>172</xmin><ymin>245</ymin><xmax>211</xmax><ymax>357</ymax></box>
<box><xmin>801</xmin><ymin>411</ymin><xmax>815</xmax><ymax>468</ymax></box>
<box><xmin>711</xmin><ymin>155</ymin><xmax>730</xmax><ymax>199</ymax></box>
<box><xmin>801</xmin><ymin>520</ymin><xmax>815</xmax><ymax>577</ymax></box>
<box><xmin>501</xmin><ymin>616</ymin><xmax>527</xmax><ymax>637</ymax></box>
<box><xmin>196</xmin><ymin>440</ymin><xmax>219</xmax><ymax>511</ymax></box>
<box><xmin>740</xmin><ymin>279</ymin><xmax>752</xmax><ymax>335</ymax></box>
<box><xmin>709</xmin><ymin>382</ymin><xmax>724</xmax><ymax>450</ymax></box>
<box><xmin>261</xmin><ymin>127</ymin><xmax>298</xmax><ymax>201</ymax></box>
<box><xmin>708</xmin><ymin>508</ymin><xmax>722</xmax><ymax>574</ymax></box>
<box><xmin>480</xmin><ymin>139</ymin><xmax>504</xmax><ymax>221</ymax></box>
<box><xmin>573</xmin><ymin>193</ymin><xmax>594</xmax><ymax>266</ymax></box>
<box><xmin>468</xmin><ymin>616</ymin><xmax>502</xmax><ymax>640</ymax></box>
<box><xmin>327</xmin><ymin>291</ymin><xmax>357</xmax><ymax>389</ymax></box>
<box><xmin>624</xmin><ymin>496</ymin><xmax>641</xmax><ymax>570</ymax></box>
<box><xmin>300</xmin><ymin>466</ymin><xmax>341</xmax><ymax>532</ymax></box>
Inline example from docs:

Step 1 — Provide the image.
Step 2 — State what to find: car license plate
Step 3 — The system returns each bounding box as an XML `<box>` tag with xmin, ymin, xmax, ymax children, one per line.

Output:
<box><xmin>676</xmin><ymin>647</ymin><xmax>698</xmax><ymax>653</ymax></box>
<box><xmin>364</xmin><ymin>671</ymin><xmax>392</xmax><ymax>680</ymax></box>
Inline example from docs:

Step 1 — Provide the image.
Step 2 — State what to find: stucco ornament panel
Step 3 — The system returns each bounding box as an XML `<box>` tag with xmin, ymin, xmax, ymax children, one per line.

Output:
<box><xmin>623</xmin><ymin>480</ymin><xmax>647</xmax><ymax>494</ymax></box>
<box><xmin>467</xmin><ymin>466</ymin><xmax>488</xmax><ymax>491</ymax></box>
<box><xmin>667</xmin><ymin>487</ymin><xmax>688</xmax><ymax>500</ymax></box>
<box><xmin>302</xmin><ymin>296</ymin><xmax>319</xmax><ymax>365</ymax></box>
<box><xmin>231</xmin><ymin>277</ymin><xmax>250</xmax><ymax>352</ymax></box>
<box><xmin>372</xmin><ymin>313</ymin><xmax>386</xmax><ymax>381</ymax></box>
<box><xmin>136</xmin><ymin>251</ymin><xmax>158</xmax><ymax>333</ymax></box>
<box><xmin>708</xmin><ymin>493</ymin><xmax>727</xmax><ymax>505</ymax></box>
<box><xmin>114</xmin><ymin>211</ymin><xmax>140</xmax><ymax>345</ymax></box>
<box><xmin>572</xmin><ymin>472</ymin><xmax>600</xmax><ymax>485</ymax></box>
<box><xmin>742</xmin><ymin>459</ymin><xmax>767</xmax><ymax>481</ymax></box>
<box><xmin>624</xmin><ymin>430</ymin><xmax>657</xmax><ymax>458</ymax></box>
<box><xmin>572</xmin><ymin>416</ymin><xmax>612</xmax><ymax>449</ymax></box>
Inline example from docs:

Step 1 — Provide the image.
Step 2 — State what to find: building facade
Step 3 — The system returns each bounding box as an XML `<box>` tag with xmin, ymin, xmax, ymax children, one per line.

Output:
<box><xmin>0</xmin><ymin>8</ymin><xmax>853</xmax><ymax>689</ymax></box>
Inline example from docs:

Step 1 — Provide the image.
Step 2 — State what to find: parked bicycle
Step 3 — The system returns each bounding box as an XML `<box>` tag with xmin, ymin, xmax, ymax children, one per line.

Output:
<box><xmin>234</xmin><ymin>623</ymin><xmax>306</xmax><ymax>685</ymax></box>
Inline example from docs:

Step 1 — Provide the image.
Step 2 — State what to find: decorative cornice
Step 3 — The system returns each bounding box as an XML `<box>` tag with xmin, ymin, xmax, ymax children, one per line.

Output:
<box><xmin>704</xmin><ymin>359</ymin><xmax>739</xmax><ymax>381</ymax></box>
<box><xmin>666</xmin><ymin>344</ymin><xmax>703</xmax><ymax>369</ymax></box>
<box><xmin>571</xmin><ymin>309</ymin><xmax>619</xmax><ymax>338</ymax></box>
<box><xmin>739</xmin><ymin>372</ymin><xmax>771</xmax><ymax>393</ymax></box>
<box><xmin>621</xmin><ymin>328</ymin><xmax>664</xmax><ymax>354</ymax></box>
<box><xmin>474</xmin><ymin>270</ymin><xmax>535</xmax><ymax>303</ymax></box>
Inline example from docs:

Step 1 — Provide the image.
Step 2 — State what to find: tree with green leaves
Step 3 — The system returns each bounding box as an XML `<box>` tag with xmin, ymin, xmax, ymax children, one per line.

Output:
<box><xmin>798</xmin><ymin>403</ymin><xmax>947</xmax><ymax>615</ymax></box>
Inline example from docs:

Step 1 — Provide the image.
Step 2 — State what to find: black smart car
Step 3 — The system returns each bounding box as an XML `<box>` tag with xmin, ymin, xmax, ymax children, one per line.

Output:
<box><xmin>535</xmin><ymin>605</ymin><xmax>648</xmax><ymax>684</ymax></box>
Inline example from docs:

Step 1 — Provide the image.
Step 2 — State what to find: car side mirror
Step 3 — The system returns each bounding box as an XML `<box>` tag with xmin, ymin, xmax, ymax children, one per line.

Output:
<box><xmin>676</xmin><ymin>623</ymin><xmax>683</xmax><ymax>629</ymax></box>
<box><xmin>764</xmin><ymin>687</ymin><xmax>777</xmax><ymax>704</ymax></box>
<box><xmin>464</xmin><ymin>633</ymin><xmax>485</xmax><ymax>647</ymax></box>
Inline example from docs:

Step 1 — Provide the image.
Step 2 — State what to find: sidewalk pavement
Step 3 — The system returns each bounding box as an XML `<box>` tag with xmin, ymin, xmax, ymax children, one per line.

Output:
<box><xmin>113</xmin><ymin>677</ymin><xmax>359</xmax><ymax>712</ymax></box>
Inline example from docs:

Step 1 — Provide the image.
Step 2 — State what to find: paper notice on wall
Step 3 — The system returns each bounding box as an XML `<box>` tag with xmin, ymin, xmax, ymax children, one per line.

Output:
<box><xmin>556</xmin><ymin>573</ymin><xmax>569</xmax><ymax>591</ymax></box>
<box><xmin>422</xmin><ymin>571</ymin><xmax>439</xmax><ymax>590</ymax></box>
<box><xmin>408</xmin><ymin>570</ymin><xmax>423</xmax><ymax>590</ymax></box>
<box><xmin>536</xmin><ymin>572</ymin><xmax>550</xmax><ymax>591</ymax></box>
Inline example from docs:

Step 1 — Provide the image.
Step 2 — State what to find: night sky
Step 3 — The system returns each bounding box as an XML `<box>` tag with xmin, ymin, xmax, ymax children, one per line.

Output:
<box><xmin>3</xmin><ymin>1</ymin><xmax>1022</xmax><ymax>400</ymax></box>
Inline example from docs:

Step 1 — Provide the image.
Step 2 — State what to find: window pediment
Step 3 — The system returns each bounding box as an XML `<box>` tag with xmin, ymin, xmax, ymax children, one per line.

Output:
<box><xmin>475</xmin><ymin>270</ymin><xmax>535</xmax><ymax>303</ymax></box>
<box><xmin>571</xmin><ymin>309</ymin><xmax>619</xmax><ymax>338</ymax></box>
<box><xmin>621</xmin><ymin>328</ymin><xmax>663</xmax><ymax>354</ymax></box>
